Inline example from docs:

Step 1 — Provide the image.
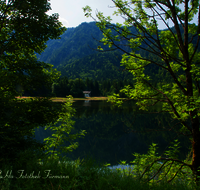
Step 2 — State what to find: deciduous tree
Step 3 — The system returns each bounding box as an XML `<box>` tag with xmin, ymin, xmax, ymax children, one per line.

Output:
<box><xmin>84</xmin><ymin>0</ymin><xmax>200</xmax><ymax>183</ymax></box>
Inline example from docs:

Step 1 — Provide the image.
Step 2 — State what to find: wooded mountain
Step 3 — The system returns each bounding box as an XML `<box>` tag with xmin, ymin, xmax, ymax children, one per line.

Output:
<box><xmin>37</xmin><ymin>22</ymin><xmax>132</xmax><ymax>81</ymax></box>
<box><xmin>37</xmin><ymin>22</ymin><xmax>198</xmax><ymax>83</ymax></box>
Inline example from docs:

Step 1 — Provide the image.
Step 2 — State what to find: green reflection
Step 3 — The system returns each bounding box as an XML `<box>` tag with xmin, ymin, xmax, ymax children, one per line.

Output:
<box><xmin>35</xmin><ymin>100</ymin><xmax>190</xmax><ymax>165</ymax></box>
<box><xmin>60</xmin><ymin>100</ymin><xmax>190</xmax><ymax>165</ymax></box>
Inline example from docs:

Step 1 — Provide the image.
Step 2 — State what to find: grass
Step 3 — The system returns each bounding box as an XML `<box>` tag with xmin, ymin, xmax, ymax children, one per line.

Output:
<box><xmin>0</xmin><ymin>155</ymin><xmax>199</xmax><ymax>190</ymax></box>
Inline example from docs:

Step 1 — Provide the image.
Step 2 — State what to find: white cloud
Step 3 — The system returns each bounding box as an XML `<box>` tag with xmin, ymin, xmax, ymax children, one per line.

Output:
<box><xmin>59</xmin><ymin>17</ymin><xmax>71</xmax><ymax>28</ymax></box>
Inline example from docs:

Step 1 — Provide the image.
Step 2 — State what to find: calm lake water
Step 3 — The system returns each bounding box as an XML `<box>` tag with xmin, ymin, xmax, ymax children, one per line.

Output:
<box><xmin>35</xmin><ymin>100</ymin><xmax>190</xmax><ymax>166</ymax></box>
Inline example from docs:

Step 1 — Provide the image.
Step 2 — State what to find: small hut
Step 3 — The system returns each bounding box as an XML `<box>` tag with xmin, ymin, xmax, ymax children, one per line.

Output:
<box><xmin>83</xmin><ymin>91</ymin><xmax>91</xmax><ymax>97</ymax></box>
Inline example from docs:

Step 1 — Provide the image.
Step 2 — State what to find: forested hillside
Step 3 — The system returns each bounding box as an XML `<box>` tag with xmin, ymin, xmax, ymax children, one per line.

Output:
<box><xmin>36</xmin><ymin>22</ymin><xmax>135</xmax><ymax>97</ymax></box>
<box><xmin>37</xmin><ymin>22</ymin><xmax>106</xmax><ymax>69</ymax></box>
<box><xmin>36</xmin><ymin>22</ymin><xmax>198</xmax><ymax>98</ymax></box>
<box><xmin>57</xmin><ymin>51</ymin><xmax>131</xmax><ymax>81</ymax></box>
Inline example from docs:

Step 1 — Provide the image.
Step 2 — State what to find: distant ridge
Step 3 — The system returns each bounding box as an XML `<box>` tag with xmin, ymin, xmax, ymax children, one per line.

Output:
<box><xmin>37</xmin><ymin>22</ymin><xmax>132</xmax><ymax>81</ymax></box>
<box><xmin>37</xmin><ymin>22</ymin><xmax>199</xmax><ymax>81</ymax></box>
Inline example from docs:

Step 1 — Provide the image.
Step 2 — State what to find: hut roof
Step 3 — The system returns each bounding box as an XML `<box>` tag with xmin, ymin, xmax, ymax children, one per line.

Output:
<box><xmin>83</xmin><ymin>91</ymin><xmax>91</xmax><ymax>94</ymax></box>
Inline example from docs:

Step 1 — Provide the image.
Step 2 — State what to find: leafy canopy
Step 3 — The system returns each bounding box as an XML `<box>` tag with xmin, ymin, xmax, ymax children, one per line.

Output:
<box><xmin>0</xmin><ymin>0</ymin><xmax>66</xmax><ymax>99</ymax></box>
<box><xmin>0</xmin><ymin>0</ymin><xmax>84</xmax><ymax>165</ymax></box>
<box><xmin>84</xmin><ymin>0</ymin><xmax>200</xmax><ymax>183</ymax></box>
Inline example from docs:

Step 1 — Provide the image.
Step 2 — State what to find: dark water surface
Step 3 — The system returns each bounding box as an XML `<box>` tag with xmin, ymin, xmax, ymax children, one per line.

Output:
<box><xmin>35</xmin><ymin>100</ymin><xmax>190</xmax><ymax>166</ymax></box>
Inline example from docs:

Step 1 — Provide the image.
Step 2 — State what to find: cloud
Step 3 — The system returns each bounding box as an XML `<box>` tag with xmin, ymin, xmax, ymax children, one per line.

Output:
<box><xmin>59</xmin><ymin>17</ymin><xmax>71</xmax><ymax>27</ymax></box>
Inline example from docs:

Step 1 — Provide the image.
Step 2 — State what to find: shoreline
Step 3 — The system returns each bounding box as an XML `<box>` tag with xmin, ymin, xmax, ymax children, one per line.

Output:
<box><xmin>16</xmin><ymin>96</ymin><xmax>109</xmax><ymax>102</ymax></box>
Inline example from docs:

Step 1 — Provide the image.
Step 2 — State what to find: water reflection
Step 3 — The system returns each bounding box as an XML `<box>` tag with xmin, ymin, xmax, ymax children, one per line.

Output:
<box><xmin>35</xmin><ymin>100</ymin><xmax>190</xmax><ymax>166</ymax></box>
<box><xmin>83</xmin><ymin>100</ymin><xmax>90</xmax><ymax>106</ymax></box>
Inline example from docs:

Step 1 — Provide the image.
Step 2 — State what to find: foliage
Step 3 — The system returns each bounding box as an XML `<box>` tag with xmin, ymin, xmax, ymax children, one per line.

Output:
<box><xmin>0</xmin><ymin>0</ymin><xmax>65</xmax><ymax>99</ymax></box>
<box><xmin>43</xmin><ymin>96</ymin><xmax>86</xmax><ymax>160</ymax></box>
<box><xmin>0</xmin><ymin>97</ymin><xmax>62</xmax><ymax>165</ymax></box>
<box><xmin>52</xmin><ymin>76</ymin><xmax>133</xmax><ymax>97</ymax></box>
<box><xmin>0</xmin><ymin>155</ymin><xmax>198</xmax><ymax>190</ymax></box>
<box><xmin>57</xmin><ymin>51</ymin><xmax>132</xmax><ymax>81</ymax></box>
<box><xmin>83</xmin><ymin>0</ymin><xmax>200</xmax><ymax>183</ymax></box>
<box><xmin>0</xmin><ymin>0</ymin><xmax>74</xmax><ymax>165</ymax></box>
<box><xmin>129</xmin><ymin>141</ymin><xmax>193</xmax><ymax>185</ymax></box>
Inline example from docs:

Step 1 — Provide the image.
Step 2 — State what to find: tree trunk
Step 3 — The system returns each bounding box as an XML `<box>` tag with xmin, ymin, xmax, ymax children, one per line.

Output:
<box><xmin>191</xmin><ymin>111</ymin><xmax>200</xmax><ymax>183</ymax></box>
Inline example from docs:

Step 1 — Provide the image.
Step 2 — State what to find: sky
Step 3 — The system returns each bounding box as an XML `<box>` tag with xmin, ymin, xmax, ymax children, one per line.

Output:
<box><xmin>47</xmin><ymin>0</ymin><xmax>122</xmax><ymax>28</ymax></box>
<box><xmin>48</xmin><ymin>0</ymin><xmax>198</xmax><ymax>29</ymax></box>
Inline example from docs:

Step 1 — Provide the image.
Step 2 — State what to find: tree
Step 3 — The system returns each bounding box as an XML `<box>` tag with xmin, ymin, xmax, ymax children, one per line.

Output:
<box><xmin>70</xmin><ymin>78</ymin><xmax>86</xmax><ymax>97</ymax></box>
<box><xmin>0</xmin><ymin>0</ymin><xmax>81</xmax><ymax>166</ymax></box>
<box><xmin>93</xmin><ymin>80</ymin><xmax>101</xmax><ymax>96</ymax></box>
<box><xmin>44</xmin><ymin>96</ymin><xmax>86</xmax><ymax>160</ymax></box>
<box><xmin>84</xmin><ymin>0</ymin><xmax>200</xmax><ymax>183</ymax></box>
<box><xmin>0</xmin><ymin>0</ymin><xmax>65</xmax><ymax>98</ymax></box>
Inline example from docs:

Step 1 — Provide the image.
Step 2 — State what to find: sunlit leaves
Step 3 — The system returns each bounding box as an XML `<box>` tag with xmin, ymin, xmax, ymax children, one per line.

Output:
<box><xmin>83</xmin><ymin>0</ymin><xmax>200</xmax><ymax>181</ymax></box>
<box><xmin>83</xmin><ymin>5</ymin><xmax>92</xmax><ymax>18</ymax></box>
<box><xmin>159</xmin><ymin>30</ymin><xmax>180</xmax><ymax>59</ymax></box>
<box><xmin>128</xmin><ymin>141</ymin><xmax>194</xmax><ymax>184</ymax></box>
<box><xmin>44</xmin><ymin>96</ymin><xmax>86</xmax><ymax>159</ymax></box>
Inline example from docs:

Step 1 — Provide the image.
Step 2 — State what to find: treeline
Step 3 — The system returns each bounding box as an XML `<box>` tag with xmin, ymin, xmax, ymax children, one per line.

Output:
<box><xmin>22</xmin><ymin>65</ymin><xmax>171</xmax><ymax>98</ymax></box>
<box><xmin>52</xmin><ymin>76</ymin><xmax>134</xmax><ymax>98</ymax></box>
<box><xmin>56</xmin><ymin>51</ymin><xmax>133</xmax><ymax>81</ymax></box>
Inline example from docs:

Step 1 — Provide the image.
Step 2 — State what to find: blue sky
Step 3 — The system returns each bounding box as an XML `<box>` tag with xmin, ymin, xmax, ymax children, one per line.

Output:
<box><xmin>48</xmin><ymin>0</ymin><xmax>198</xmax><ymax>29</ymax></box>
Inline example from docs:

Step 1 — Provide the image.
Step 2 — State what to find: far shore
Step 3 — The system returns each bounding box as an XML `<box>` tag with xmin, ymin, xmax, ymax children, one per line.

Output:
<box><xmin>51</xmin><ymin>97</ymin><xmax>108</xmax><ymax>102</ymax></box>
<box><xmin>16</xmin><ymin>96</ymin><xmax>109</xmax><ymax>102</ymax></box>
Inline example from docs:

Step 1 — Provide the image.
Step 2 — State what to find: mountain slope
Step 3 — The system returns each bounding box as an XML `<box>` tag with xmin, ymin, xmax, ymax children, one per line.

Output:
<box><xmin>37</xmin><ymin>22</ymin><xmax>134</xmax><ymax>81</ymax></box>
<box><xmin>37</xmin><ymin>22</ymin><xmax>199</xmax><ymax>83</ymax></box>
<box><xmin>57</xmin><ymin>51</ymin><xmax>132</xmax><ymax>81</ymax></box>
<box><xmin>37</xmin><ymin>22</ymin><xmax>104</xmax><ymax>68</ymax></box>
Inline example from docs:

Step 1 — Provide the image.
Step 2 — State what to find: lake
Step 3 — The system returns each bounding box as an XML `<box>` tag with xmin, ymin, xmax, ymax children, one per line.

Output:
<box><xmin>35</xmin><ymin>100</ymin><xmax>190</xmax><ymax>166</ymax></box>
